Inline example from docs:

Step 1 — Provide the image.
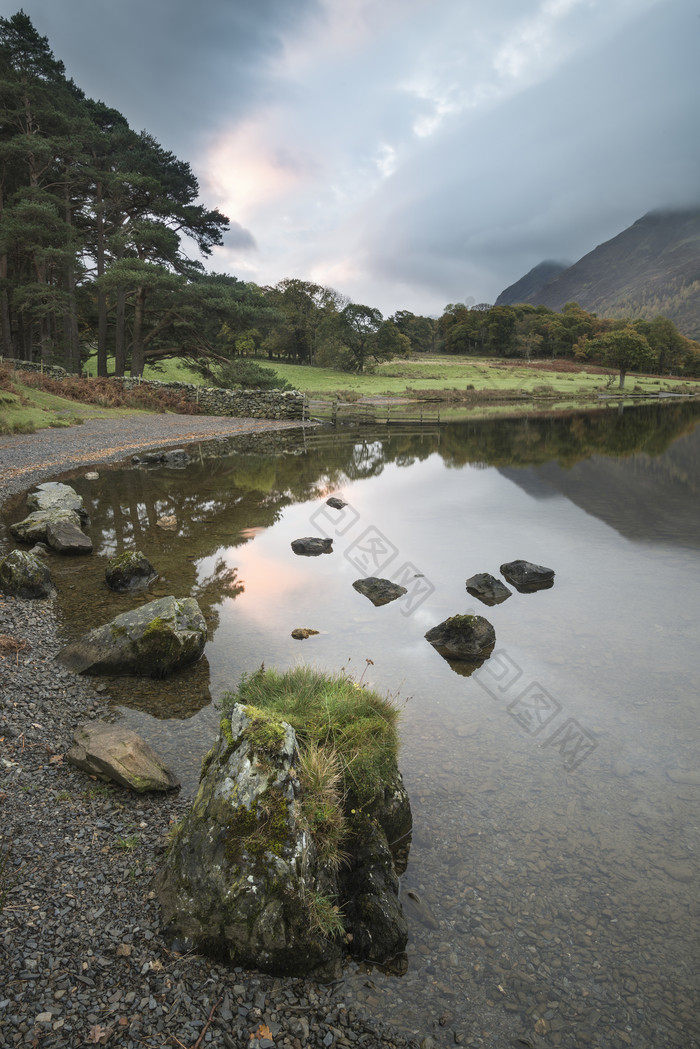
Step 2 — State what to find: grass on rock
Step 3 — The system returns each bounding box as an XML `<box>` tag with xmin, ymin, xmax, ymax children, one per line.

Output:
<box><xmin>221</xmin><ymin>664</ymin><xmax>400</xmax><ymax>812</ymax></box>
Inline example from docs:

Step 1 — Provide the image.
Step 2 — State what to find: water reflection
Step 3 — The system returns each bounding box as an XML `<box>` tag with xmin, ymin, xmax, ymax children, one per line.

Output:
<box><xmin>11</xmin><ymin>400</ymin><xmax>700</xmax><ymax>1049</ymax></box>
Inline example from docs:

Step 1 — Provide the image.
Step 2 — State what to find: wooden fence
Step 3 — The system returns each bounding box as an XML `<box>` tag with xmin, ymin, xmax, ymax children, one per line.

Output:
<box><xmin>302</xmin><ymin>396</ymin><xmax>441</xmax><ymax>426</ymax></box>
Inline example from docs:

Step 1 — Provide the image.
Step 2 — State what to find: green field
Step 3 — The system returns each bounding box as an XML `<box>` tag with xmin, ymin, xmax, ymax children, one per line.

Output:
<box><xmin>5</xmin><ymin>353</ymin><xmax>697</xmax><ymax>435</ymax></box>
<box><xmin>127</xmin><ymin>354</ymin><xmax>698</xmax><ymax>400</ymax></box>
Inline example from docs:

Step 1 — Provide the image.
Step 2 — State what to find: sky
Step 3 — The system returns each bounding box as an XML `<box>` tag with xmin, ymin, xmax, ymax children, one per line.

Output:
<box><xmin>9</xmin><ymin>0</ymin><xmax>700</xmax><ymax>316</ymax></box>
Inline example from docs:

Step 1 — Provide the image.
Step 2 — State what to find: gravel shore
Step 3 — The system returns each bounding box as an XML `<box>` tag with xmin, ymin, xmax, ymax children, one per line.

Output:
<box><xmin>0</xmin><ymin>416</ymin><xmax>424</xmax><ymax>1049</ymax></box>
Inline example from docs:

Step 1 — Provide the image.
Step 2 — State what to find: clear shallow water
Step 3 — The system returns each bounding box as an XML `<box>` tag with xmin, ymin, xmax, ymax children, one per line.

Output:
<box><xmin>24</xmin><ymin>403</ymin><xmax>700</xmax><ymax>1048</ymax></box>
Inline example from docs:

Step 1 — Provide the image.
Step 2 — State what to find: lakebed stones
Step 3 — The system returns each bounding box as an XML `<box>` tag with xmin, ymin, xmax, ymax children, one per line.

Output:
<box><xmin>105</xmin><ymin>550</ymin><xmax>158</xmax><ymax>592</ymax></box>
<box><xmin>352</xmin><ymin>577</ymin><xmax>408</xmax><ymax>607</ymax></box>
<box><xmin>0</xmin><ymin>549</ymin><xmax>55</xmax><ymax>599</ymax></box>
<box><xmin>425</xmin><ymin>614</ymin><xmax>495</xmax><ymax>663</ymax></box>
<box><xmin>466</xmin><ymin>572</ymin><xmax>512</xmax><ymax>606</ymax></box>
<box><xmin>66</xmin><ymin>722</ymin><xmax>180</xmax><ymax>792</ymax></box>
<box><xmin>57</xmin><ymin>595</ymin><xmax>207</xmax><ymax>677</ymax></box>
<box><xmin>500</xmin><ymin>559</ymin><xmax>555</xmax><ymax>592</ymax></box>
<box><xmin>291</xmin><ymin>536</ymin><xmax>333</xmax><ymax>556</ymax></box>
<box><xmin>155</xmin><ymin>702</ymin><xmax>410</xmax><ymax>977</ymax></box>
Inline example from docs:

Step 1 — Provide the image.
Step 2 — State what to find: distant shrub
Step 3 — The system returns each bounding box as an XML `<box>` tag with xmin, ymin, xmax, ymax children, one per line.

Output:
<box><xmin>213</xmin><ymin>359</ymin><xmax>292</xmax><ymax>391</ymax></box>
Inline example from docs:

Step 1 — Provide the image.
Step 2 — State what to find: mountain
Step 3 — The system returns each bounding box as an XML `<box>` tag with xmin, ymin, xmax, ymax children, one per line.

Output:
<box><xmin>496</xmin><ymin>260</ymin><xmax>569</xmax><ymax>306</ymax></box>
<box><xmin>496</xmin><ymin>207</ymin><xmax>700</xmax><ymax>339</ymax></box>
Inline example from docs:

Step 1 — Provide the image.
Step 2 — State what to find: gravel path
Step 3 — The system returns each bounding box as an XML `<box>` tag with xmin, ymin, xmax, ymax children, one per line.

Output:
<box><xmin>0</xmin><ymin>414</ymin><xmax>306</xmax><ymax>497</ymax></box>
<box><xmin>0</xmin><ymin>417</ymin><xmax>426</xmax><ymax>1049</ymax></box>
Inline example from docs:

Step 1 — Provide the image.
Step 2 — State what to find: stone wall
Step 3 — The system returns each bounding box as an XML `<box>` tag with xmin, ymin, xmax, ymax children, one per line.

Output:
<box><xmin>3</xmin><ymin>359</ymin><xmax>305</xmax><ymax>420</ymax></box>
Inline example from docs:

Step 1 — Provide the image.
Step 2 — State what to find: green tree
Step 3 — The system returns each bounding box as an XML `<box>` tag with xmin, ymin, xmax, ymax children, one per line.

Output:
<box><xmin>588</xmin><ymin>326</ymin><xmax>655</xmax><ymax>388</ymax></box>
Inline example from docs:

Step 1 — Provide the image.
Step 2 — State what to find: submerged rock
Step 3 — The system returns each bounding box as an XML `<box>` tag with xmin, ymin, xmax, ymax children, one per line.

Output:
<box><xmin>291</xmin><ymin>537</ymin><xmax>333</xmax><ymax>556</ymax></box>
<box><xmin>425</xmin><ymin>614</ymin><xmax>495</xmax><ymax>662</ymax></box>
<box><xmin>105</xmin><ymin>550</ymin><xmax>158</xmax><ymax>592</ymax></box>
<box><xmin>157</xmin><ymin>515</ymin><xmax>178</xmax><ymax>530</ymax></box>
<box><xmin>133</xmin><ymin>448</ymin><xmax>190</xmax><ymax>467</ymax></box>
<box><xmin>500</xmin><ymin>559</ymin><xmax>555</xmax><ymax>592</ymax></box>
<box><xmin>291</xmin><ymin>627</ymin><xmax>320</xmax><ymax>640</ymax></box>
<box><xmin>0</xmin><ymin>550</ymin><xmax>55</xmax><ymax>599</ymax></box>
<box><xmin>466</xmin><ymin>572</ymin><xmax>512</xmax><ymax>606</ymax></box>
<box><xmin>352</xmin><ymin>577</ymin><xmax>408</xmax><ymax>607</ymax></box>
<box><xmin>66</xmin><ymin>722</ymin><xmax>180</xmax><ymax>792</ymax></box>
<box><xmin>57</xmin><ymin>595</ymin><xmax>206</xmax><ymax>677</ymax></box>
<box><xmin>27</xmin><ymin>481</ymin><xmax>89</xmax><ymax>524</ymax></box>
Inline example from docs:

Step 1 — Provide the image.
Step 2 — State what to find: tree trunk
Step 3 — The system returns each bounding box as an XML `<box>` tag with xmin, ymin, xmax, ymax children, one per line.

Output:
<box><xmin>95</xmin><ymin>180</ymin><xmax>108</xmax><ymax>376</ymax></box>
<box><xmin>619</xmin><ymin>369</ymin><xmax>626</xmax><ymax>389</ymax></box>
<box><xmin>130</xmin><ymin>286</ymin><xmax>146</xmax><ymax>376</ymax></box>
<box><xmin>114</xmin><ymin>287</ymin><xmax>126</xmax><ymax>376</ymax></box>
<box><xmin>63</xmin><ymin>188</ymin><xmax>81</xmax><ymax>373</ymax></box>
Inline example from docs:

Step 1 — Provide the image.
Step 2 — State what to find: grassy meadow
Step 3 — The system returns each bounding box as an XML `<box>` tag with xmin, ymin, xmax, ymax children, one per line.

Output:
<box><xmin>2</xmin><ymin>352</ymin><xmax>697</xmax><ymax>435</ymax></box>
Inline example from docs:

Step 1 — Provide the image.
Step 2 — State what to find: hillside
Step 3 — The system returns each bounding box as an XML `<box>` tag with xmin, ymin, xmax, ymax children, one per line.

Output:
<box><xmin>496</xmin><ymin>260</ymin><xmax>569</xmax><ymax>307</ymax></box>
<box><xmin>496</xmin><ymin>207</ymin><xmax>700</xmax><ymax>338</ymax></box>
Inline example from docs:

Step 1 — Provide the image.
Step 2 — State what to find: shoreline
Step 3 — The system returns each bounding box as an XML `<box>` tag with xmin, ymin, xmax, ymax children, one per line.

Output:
<box><xmin>0</xmin><ymin>416</ymin><xmax>427</xmax><ymax>1049</ymax></box>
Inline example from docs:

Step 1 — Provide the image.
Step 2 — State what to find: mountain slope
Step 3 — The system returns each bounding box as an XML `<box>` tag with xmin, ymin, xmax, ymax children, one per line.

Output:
<box><xmin>496</xmin><ymin>260</ymin><xmax>569</xmax><ymax>307</ymax></box>
<box><xmin>497</xmin><ymin>208</ymin><xmax>700</xmax><ymax>338</ymax></box>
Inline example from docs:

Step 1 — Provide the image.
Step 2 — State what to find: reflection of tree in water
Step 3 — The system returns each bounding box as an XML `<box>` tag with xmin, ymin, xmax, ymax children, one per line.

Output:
<box><xmin>59</xmin><ymin>401</ymin><xmax>700</xmax><ymax>638</ymax></box>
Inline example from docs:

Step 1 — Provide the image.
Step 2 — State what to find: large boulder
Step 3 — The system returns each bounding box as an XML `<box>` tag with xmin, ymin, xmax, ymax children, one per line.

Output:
<box><xmin>291</xmin><ymin>537</ymin><xmax>333</xmax><ymax>556</ymax></box>
<box><xmin>57</xmin><ymin>595</ymin><xmax>206</xmax><ymax>677</ymax></box>
<box><xmin>0</xmin><ymin>550</ymin><xmax>55</xmax><ymax>599</ymax></box>
<box><xmin>352</xmin><ymin>577</ymin><xmax>408</xmax><ymax>607</ymax></box>
<box><xmin>66</xmin><ymin>722</ymin><xmax>179</xmax><ymax>792</ymax></box>
<box><xmin>105</xmin><ymin>550</ymin><xmax>158</xmax><ymax>592</ymax></box>
<box><xmin>26</xmin><ymin>482</ymin><xmax>88</xmax><ymax>524</ymax></box>
<box><xmin>466</xmin><ymin>572</ymin><xmax>512</xmax><ymax>606</ymax></box>
<box><xmin>500</xmin><ymin>559</ymin><xmax>555</xmax><ymax>592</ymax></box>
<box><xmin>155</xmin><ymin>704</ymin><xmax>343</xmax><ymax>978</ymax></box>
<box><xmin>10</xmin><ymin>508</ymin><xmax>82</xmax><ymax>545</ymax></box>
<box><xmin>155</xmin><ymin>702</ymin><xmax>411</xmax><ymax>977</ymax></box>
<box><xmin>425</xmin><ymin>614</ymin><xmax>495</xmax><ymax>662</ymax></box>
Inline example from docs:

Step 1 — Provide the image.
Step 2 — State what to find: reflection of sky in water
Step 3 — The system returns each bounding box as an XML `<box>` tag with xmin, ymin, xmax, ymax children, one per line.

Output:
<box><xmin>34</xmin><ymin>409</ymin><xmax>700</xmax><ymax>1047</ymax></box>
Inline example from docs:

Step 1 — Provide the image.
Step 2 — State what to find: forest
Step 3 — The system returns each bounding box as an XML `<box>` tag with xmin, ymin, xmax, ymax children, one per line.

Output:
<box><xmin>1</xmin><ymin>12</ymin><xmax>699</xmax><ymax>384</ymax></box>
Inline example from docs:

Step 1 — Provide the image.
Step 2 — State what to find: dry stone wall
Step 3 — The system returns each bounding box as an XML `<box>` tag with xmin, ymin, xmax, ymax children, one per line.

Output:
<box><xmin>3</xmin><ymin>360</ymin><xmax>305</xmax><ymax>420</ymax></box>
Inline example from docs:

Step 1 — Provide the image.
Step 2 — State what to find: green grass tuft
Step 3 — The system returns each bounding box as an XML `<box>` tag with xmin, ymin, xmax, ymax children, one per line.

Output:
<box><xmin>221</xmin><ymin>665</ymin><xmax>400</xmax><ymax>810</ymax></box>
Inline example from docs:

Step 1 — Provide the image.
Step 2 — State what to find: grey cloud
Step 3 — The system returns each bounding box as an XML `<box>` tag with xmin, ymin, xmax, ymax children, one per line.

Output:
<box><xmin>227</xmin><ymin>222</ymin><xmax>257</xmax><ymax>251</ymax></box>
<box><xmin>16</xmin><ymin>0</ymin><xmax>322</xmax><ymax>155</ymax></box>
<box><xmin>350</xmin><ymin>0</ymin><xmax>700</xmax><ymax>308</ymax></box>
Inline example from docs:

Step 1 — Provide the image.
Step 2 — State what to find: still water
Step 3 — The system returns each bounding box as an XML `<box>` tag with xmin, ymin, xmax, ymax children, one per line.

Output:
<box><xmin>38</xmin><ymin>403</ymin><xmax>700</xmax><ymax>1047</ymax></box>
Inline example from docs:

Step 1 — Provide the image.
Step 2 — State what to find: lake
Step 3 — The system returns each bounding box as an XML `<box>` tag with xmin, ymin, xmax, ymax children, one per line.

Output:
<box><xmin>36</xmin><ymin>401</ymin><xmax>700</xmax><ymax>1048</ymax></box>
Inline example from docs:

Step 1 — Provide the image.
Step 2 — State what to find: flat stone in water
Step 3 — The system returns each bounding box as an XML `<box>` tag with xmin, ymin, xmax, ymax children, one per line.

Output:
<box><xmin>291</xmin><ymin>537</ymin><xmax>333</xmax><ymax>556</ymax></box>
<box><xmin>352</xmin><ymin>577</ymin><xmax>408</xmax><ymax>606</ymax></box>
<box><xmin>500</xmin><ymin>559</ymin><xmax>555</xmax><ymax>593</ymax></box>
<box><xmin>465</xmin><ymin>572</ymin><xmax>512</xmax><ymax>606</ymax></box>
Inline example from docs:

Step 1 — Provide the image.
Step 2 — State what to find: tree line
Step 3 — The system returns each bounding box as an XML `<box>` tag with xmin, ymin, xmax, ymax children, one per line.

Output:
<box><xmin>1</xmin><ymin>12</ymin><xmax>698</xmax><ymax>385</ymax></box>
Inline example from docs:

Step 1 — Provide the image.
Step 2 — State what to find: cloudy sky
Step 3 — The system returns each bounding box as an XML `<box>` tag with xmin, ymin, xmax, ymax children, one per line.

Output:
<box><xmin>12</xmin><ymin>0</ymin><xmax>700</xmax><ymax>315</ymax></box>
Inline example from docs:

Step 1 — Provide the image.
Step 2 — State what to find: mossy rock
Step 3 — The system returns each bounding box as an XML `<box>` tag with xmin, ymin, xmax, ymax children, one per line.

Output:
<box><xmin>155</xmin><ymin>703</ymin><xmax>343</xmax><ymax>978</ymax></box>
<box><xmin>56</xmin><ymin>595</ymin><xmax>206</xmax><ymax>677</ymax></box>
<box><xmin>105</xmin><ymin>550</ymin><xmax>158</xmax><ymax>592</ymax></box>
<box><xmin>0</xmin><ymin>549</ymin><xmax>55</xmax><ymax>599</ymax></box>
